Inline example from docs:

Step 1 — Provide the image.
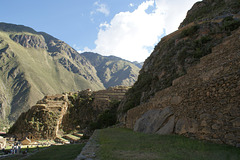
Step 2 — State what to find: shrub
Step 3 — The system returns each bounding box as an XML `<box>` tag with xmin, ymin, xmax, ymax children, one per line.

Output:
<box><xmin>90</xmin><ymin>100</ymin><xmax>120</xmax><ymax>130</ymax></box>
<box><xmin>123</xmin><ymin>72</ymin><xmax>152</xmax><ymax>112</ymax></box>
<box><xmin>180</xmin><ymin>25</ymin><xmax>200</xmax><ymax>38</ymax></box>
<box><xmin>222</xmin><ymin>16</ymin><xmax>240</xmax><ymax>32</ymax></box>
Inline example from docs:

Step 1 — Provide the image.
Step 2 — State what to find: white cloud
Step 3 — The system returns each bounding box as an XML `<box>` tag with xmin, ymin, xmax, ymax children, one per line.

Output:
<box><xmin>93</xmin><ymin>1</ymin><xmax>110</xmax><ymax>16</ymax></box>
<box><xmin>129</xmin><ymin>3</ymin><xmax>134</xmax><ymax>7</ymax></box>
<box><xmin>78</xmin><ymin>47</ymin><xmax>92</xmax><ymax>53</ymax></box>
<box><xmin>93</xmin><ymin>0</ymin><xmax>199</xmax><ymax>62</ymax></box>
<box><xmin>155</xmin><ymin>0</ymin><xmax>199</xmax><ymax>34</ymax></box>
<box><xmin>99</xmin><ymin>21</ymin><xmax>110</xmax><ymax>29</ymax></box>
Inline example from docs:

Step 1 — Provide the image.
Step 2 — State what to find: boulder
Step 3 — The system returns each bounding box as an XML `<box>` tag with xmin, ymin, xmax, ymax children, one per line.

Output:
<box><xmin>175</xmin><ymin>118</ymin><xmax>189</xmax><ymax>134</ymax></box>
<box><xmin>134</xmin><ymin>107</ymin><xmax>173</xmax><ymax>134</ymax></box>
<box><xmin>156</xmin><ymin>116</ymin><xmax>175</xmax><ymax>135</ymax></box>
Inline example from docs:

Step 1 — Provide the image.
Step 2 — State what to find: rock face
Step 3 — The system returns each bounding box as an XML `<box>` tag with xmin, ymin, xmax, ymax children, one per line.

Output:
<box><xmin>179</xmin><ymin>0</ymin><xmax>240</xmax><ymax>28</ymax></box>
<box><xmin>123</xmin><ymin>27</ymin><xmax>240</xmax><ymax>146</ymax></box>
<box><xmin>134</xmin><ymin>107</ymin><xmax>174</xmax><ymax>134</ymax></box>
<box><xmin>10</xmin><ymin>34</ymin><xmax>47</xmax><ymax>49</ymax></box>
<box><xmin>8</xmin><ymin>86</ymin><xmax>129</xmax><ymax>140</ymax></box>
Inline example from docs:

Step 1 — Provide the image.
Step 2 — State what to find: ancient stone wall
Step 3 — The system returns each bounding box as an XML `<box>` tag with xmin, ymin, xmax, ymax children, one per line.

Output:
<box><xmin>124</xmin><ymin>28</ymin><xmax>240</xmax><ymax>147</ymax></box>
<box><xmin>93</xmin><ymin>86</ymin><xmax>130</xmax><ymax>101</ymax></box>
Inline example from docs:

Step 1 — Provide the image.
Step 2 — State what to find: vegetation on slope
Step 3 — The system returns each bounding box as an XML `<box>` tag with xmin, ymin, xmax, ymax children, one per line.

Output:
<box><xmin>179</xmin><ymin>0</ymin><xmax>240</xmax><ymax>28</ymax></box>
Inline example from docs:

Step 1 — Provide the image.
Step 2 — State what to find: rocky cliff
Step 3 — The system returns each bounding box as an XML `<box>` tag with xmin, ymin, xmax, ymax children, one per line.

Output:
<box><xmin>0</xmin><ymin>23</ymin><xmax>140</xmax><ymax>131</ymax></box>
<box><xmin>118</xmin><ymin>0</ymin><xmax>240</xmax><ymax>147</ymax></box>
<box><xmin>8</xmin><ymin>86</ymin><xmax>129</xmax><ymax>140</ymax></box>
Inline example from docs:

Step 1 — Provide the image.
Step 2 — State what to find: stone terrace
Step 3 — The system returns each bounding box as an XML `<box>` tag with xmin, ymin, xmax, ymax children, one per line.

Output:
<box><xmin>125</xmin><ymin>28</ymin><xmax>240</xmax><ymax>147</ymax></box>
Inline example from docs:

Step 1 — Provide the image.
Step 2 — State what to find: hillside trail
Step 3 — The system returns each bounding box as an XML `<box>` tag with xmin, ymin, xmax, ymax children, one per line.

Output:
<box><xmin>75</xmin><ymin>130</ymin><xmax>100</xmax><ymax>160</ymax></box>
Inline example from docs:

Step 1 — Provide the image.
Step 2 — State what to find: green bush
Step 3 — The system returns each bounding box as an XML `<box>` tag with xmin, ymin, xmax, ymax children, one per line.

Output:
<box><xmin>90</xmin><ymin>100</ymin><xmax>120</xmax><ymax>130</ymax></box>
<box><xmin>222</xmin><ymin>16</ymin><xmax>240</xmax><ymax>32</ymax></box>
<box><xmin>180</xmin><ymin>25</ymin><xmax>200</xmax><ymax>38</ymax></box>
<box><xmin>123</xmin><ymin>72</ymin><xmax>152</xmax><ymax>112</ymax></box>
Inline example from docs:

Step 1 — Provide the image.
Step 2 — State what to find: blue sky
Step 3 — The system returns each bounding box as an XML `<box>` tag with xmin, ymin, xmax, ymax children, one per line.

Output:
<box><xmin>0</xmin><ymin>0</ymin><xmax>199</xmax><ymax>62</ymax></box>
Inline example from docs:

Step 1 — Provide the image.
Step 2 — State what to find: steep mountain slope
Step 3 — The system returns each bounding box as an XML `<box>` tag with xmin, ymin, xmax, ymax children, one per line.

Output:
<box><xmin>81</xmin><ymin>52</ymin><xmax>140</xmax><ymax>88</ymax></box>
<box><xmin>0</xmin><ymin>23</ymin><xmax>105</xmax><ymax>130</ymax></box>
<box><xmin>118</xmin><ymin>0</ymin><xmax>240</xmax><ymax>114</ymax></box>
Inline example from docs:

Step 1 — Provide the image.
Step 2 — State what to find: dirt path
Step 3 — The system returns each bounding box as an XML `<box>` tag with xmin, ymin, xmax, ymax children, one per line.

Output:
<box><xmin>75</xmin><ymin>130</ymin><xmax>100</xmax><ymax>160</ymax></box>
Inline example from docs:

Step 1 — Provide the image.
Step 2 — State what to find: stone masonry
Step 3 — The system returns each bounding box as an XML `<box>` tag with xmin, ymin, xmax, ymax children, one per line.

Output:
<box><xmin>124</xmin><ymin>28</ymin><xmax>240</xmax><ymax>147</ymax></box>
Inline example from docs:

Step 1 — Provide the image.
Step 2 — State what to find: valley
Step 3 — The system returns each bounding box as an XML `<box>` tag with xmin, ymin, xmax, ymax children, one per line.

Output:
<box><xmin>1</xmin><ymin>0</ymin><xmax>240</xmax><ymax>159</ymax></box>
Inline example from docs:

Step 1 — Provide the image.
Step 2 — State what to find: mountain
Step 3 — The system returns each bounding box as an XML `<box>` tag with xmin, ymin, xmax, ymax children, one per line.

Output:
<box><xmin>132</xmin><ymin>61</ymin><xmax>144</xmax><ymax>69</ymax></box>
<box><xmin>0</xmin><ymin>23</ymin><xmax>140</xmax><ymax>131</ymax></box>
<box><xmin>81</xmin><ymin>52</ymin><xmax>141</xmax><ymax>88</ymax></box>
<box><xmin>118</xmin><ymin>0</ymin><xmax>240</xmax><ymax>113</ymax></box>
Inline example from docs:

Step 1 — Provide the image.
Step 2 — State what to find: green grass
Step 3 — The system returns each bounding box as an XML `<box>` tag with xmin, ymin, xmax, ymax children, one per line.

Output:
<box><xmin>97</xmin><ymin>128</ymin><xmax>240</xmax><ymax>160</ymax></box>
<box><xmin>24</xmin><ymin>143</ymin><xmax>85</xmax><ymax>160</ymax></box>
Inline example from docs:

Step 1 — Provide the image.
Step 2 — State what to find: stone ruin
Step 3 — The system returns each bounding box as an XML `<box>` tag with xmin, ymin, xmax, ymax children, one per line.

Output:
<box><xmin>123</xmin><ymin>28</ymin><xmax>240</xmax><ymax>147</ymax></box>
<box><xmin>9</xmin><ymin>86</ymin><xmax>130</xmax><ymax>140</ymax></box>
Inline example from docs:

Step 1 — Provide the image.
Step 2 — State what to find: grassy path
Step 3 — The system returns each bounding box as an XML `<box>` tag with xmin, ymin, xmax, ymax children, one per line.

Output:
<box><xmin>24</xmin><ymin>144</ymin><xmax>85</xmax><ymax>160</ymax></box>
<box><xmin>96</xmin><ymin>128</ymin><xmax>240</xmax><ymax>160</ymax></box>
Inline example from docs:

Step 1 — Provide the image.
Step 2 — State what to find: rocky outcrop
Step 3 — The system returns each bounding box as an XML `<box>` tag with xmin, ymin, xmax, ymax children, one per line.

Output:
<box><xmin>179</xmin><ymin>0</ymin><xmax>240</xmax><ymax>28</ymax></box>
<box><xmin>123</xmin><ymin>27</ymin><xmax>240</xmax><ymax>147</ymax></box>
<box><xmin>134</xmin><ymin>107</ymin><xmax>174</xmax><ymax>134</ymax></box>
<box><xmin>10</xmin><ymin>34</ymin><xmax>47</xmax><ymax>49</ymax></box>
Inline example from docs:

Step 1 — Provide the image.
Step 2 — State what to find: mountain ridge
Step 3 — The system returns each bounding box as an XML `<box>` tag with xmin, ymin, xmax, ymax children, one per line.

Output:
<box><xmin>0</xmin><ymin>22</ymin><xmax>140</xmax><ymax>131</ymax></box>
<box><xmin>81</xmin><ymin>52</ymin><xmax>141</xmax><ymax>88</ymax></box>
